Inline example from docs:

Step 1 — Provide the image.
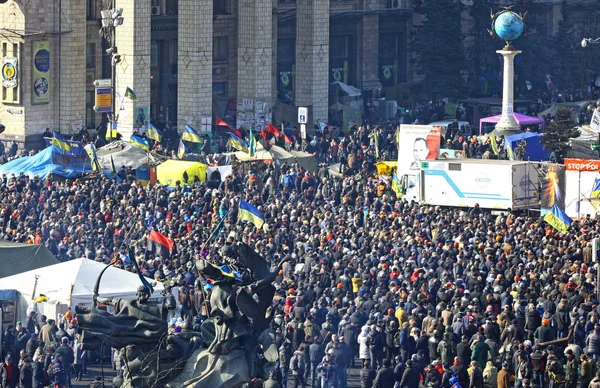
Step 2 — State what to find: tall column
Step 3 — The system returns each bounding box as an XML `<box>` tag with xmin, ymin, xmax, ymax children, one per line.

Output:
<box><xmin>177</xmin><ymin>0</ymin><xmax>213</xmax><ymax>133</ymax></box>
<box><xmin>296</xmin><ymin>0</ymin><xmax>329</xmax><ymax>126</ymax></box>
<box><xmin>360</xmin><ymin>14</ymin><xmax>382</xmax><ymax>91</ymax></box>
<box><xmin>59</xmin><ymin>0</ymin><xmax>86</xmax><ymax>133</ymax></box>
<box><xmin>115</xmin><ymin>0</ymin><xmax>151</xmax><ymax>139</ymax></box>
<box><xmin>236</xmin><ymin>0</ymin><xmax>272</xmax><ymax>129</ymax></box>
<box><xmin>494</xmin><ymin>49</ymin><xmax>521</xmax><ymax>136</ymax></box>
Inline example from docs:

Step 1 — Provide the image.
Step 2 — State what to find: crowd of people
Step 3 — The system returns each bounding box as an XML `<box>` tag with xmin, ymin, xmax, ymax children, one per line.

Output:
<box><xmin>2</xmin><ymin>111</ymin><xmax>600</xmax><ymax>388</ymax></box>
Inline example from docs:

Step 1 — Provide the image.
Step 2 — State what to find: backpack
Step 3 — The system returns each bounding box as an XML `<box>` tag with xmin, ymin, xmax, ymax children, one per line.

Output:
<box><xmin>449</xmin><ymin>373</ymin><xmax>462</xmax><ymax>388</ymax></box>
<box><xmin>290</xmin><ymin>354</ymin><xmax>300</xmax><ymax>372</ymax></box>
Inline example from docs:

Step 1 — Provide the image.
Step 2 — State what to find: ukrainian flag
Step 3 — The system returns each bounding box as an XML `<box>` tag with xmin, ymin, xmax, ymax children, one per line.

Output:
<box><xmin>228</xmin><ymin>133</ymin><xmax>248</xmax><ymax>152</ymax></box>
<box><xmin>248</xmin><ymin>129</ymin><xmax>257</xmax><ymax>157</ymax></box>
<box><xmin>177</xmin><ymin>139</ymin><xmax>186</xmax><ymax>159</ymax></box>
<box><xmin>130</xmin><ymin>135</ymin><xmax>149</xmax><ymax>150</ymax></box>
<box><xmin>50</xmin><ymin>131</ymin><xmax>72</xmax><ymax>153</ymax></box>
<box><xmin>124</xmin><ymin>87</ymin><xmax>138</xmax><ymax>101</ymax></box>
<box><xmin>89</xmin><ymin>144</ymin><xmax>101</xmax><ymax>171</ymax></box>
<box><xmin>106</xmin><ymin>122</ymin><xmax>119</xmax><ymax>140</ymax></box>
<box><xmin>591</xmin><ymin>178</ymin><xmax>600</xmax><ymax>211</ymax></box>
<box><xmin>182</xmin><ymin>125</ymin><xmax>202</xmax><ymax>143</ymax></box>
<box><xmin>543</xmin><ymin>203</ymin><xmax>572</xmax><ymax>233</ymax></box>
<box><xmin>147</xmin><ymin>123</ymin><xmax>163</xmax><ymax>142</ymax></box>
<box><xmin>490</xmin><ymin>135</ymin><xmax>499</xmax><ymax>155</ymax></box>
<box><xmin>392</xmin><ymin>172</ymin><xmax>403</xmax><ymax>198</ymax></box>
<box><xmin>238</xmin><ymin>199</ymin><xmax>265</xmax><ymax>228</ymax></box>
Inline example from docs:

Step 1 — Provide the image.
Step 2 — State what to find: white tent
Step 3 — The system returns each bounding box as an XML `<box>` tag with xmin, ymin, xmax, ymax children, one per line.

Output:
<box><xmin>1</xmin><ymin>258</ymin><xmax>164</xmax><ymax>315</ymax></box>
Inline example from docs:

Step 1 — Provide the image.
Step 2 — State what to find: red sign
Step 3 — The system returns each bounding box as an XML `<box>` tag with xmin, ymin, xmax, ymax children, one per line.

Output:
<box><xmin>564</xmin><ymin>158</ymin><xmax>600</xmax><ymax>172</ymax></box>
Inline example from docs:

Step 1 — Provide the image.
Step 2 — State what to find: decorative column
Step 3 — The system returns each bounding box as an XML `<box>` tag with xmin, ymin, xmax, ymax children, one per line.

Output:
<box><xmin>494</xmin><ymin>48</ymin><xmax>521</xmax><ymax>135</ymax></box>
<box><xmin>114</xmin><ymin>0</ymin><xmax>151</xmax><ymax>139</ymax></box>
<box><xmin>295</xmin><ymin>0</ymin><xmax>330</xmax><ymax>126</ymax></box>
<box><xmin>177</xmin><ymin>0</ymin><xmax>213</xmax><ymax>133</ymax></box>
<box><xmin>236</xmin><ymin>0</ymin><xmax>272</xmax><ymax>129</ymax></box>
<box><xmin>59</xmin><ymin>0</ymin><xmax>86</xmax><ymax>133</ymax></box>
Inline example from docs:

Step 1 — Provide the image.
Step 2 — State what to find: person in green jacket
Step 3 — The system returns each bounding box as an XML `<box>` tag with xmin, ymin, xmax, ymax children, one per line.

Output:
<box><xmin>471</xmin><ymin>334</ymin><xmax>490</xmax><ymax>368</ymax></box>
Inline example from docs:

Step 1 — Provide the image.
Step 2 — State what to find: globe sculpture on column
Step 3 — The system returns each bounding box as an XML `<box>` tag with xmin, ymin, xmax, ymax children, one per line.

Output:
<box><xmin>489</xmin><ymin>8</ymin><xmax>526</xmax><ymax>137</ymax></box>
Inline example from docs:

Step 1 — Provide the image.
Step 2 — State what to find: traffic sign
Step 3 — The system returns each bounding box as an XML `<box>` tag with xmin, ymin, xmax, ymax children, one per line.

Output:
<box><xmin>298</xmin><ymin>107</ymin><xmax>307</xmax><ymax>124</ymax></box>
<box><xmin>94</xmin><ymin>79</ymin><xmax>111</xmax><ymax>87</ymax></box>
<box><xmin>300</xmin><ymin>124</ymin><xmax>306</xmax><ymax>139</ymax></box>
<box><xmin>95</xmin><ymin>87</ymin><xmax>112</xmax><ymax>113</ymax></box>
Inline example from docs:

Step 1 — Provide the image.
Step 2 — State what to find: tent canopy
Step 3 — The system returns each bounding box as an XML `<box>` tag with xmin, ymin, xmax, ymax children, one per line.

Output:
<box><xmin>0</xmin><ymin>240</ymin><xmax>59</xmax><ymax>278</ymax></box>
<box><xmin>479</xmin><ymin>113</ymin><xmax>545</xmax><ymax>134</ymax></box>
<box><xmin>90</xmin><ymin>141</ymin><xmax>164</xmax><ymax>170</ymax></box>
<box><xmin>289</xmin><ymin>150</ymin><xmax>317</xmax><ymax>172</ymax></box>
<box><xmin>0</xmin><ymin>146</ymin><xmax>92</xmax><ymax>179</ymax></box>
<box><xmin>156</xmin><ymin>160</ymin><xmax>208</xmax><ymax>186</ymax></box>
<box><xmin>504</xmin><ymin>132</ymin><xmax>550</xmax><ymax>162</ymax></box>
<box><xmin>0</xmin><ymin>258</ymin><xmax>164</xmax><ymax>307</ymax></box>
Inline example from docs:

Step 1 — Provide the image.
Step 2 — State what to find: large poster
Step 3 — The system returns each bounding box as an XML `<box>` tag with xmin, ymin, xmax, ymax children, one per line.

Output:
<box><xmin>397</xmin><ymin>124</ymin><xmax>441</xmax><ymax>175</ymax></box>
<box><xmin>32</xmin><ymin>41</ymin><xmax>50</xmax><ymax>104</ymax></box>
<box><xmin>540</xmin><ymin>163</ymin><xmax>565</xmax><ymax>215</ymax></box>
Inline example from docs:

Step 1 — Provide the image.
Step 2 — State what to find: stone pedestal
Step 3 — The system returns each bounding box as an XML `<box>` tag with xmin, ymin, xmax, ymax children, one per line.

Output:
<box><xmin>177</xmin><ymin>0</ymin><xmax>213</xmax><ymax>133</ymax></box>
<box><xmin>236</xmin><ymin>0</ymin><xmax>272</xmax><ymax>128</ymax></box>
<box><xmin>114</xmin><ymin>0</ymin><xmax>151</xmax><ymax>139</ymax></box>
<box><xmin>295</xmin><ymin>0</ymin><xmax>330</xmax><ymax>126</ymax></box>
<box><xmin>493</xmin><ymin>48</ymin><xmax>522</xmax><ymax>137</ymax></box>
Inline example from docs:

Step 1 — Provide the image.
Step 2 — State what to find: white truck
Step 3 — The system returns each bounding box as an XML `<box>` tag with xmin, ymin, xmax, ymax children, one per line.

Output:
<box><xmin>419</xmin><ymin>159</ymin><xmax>540</xmax><ymax>210</ymax></box>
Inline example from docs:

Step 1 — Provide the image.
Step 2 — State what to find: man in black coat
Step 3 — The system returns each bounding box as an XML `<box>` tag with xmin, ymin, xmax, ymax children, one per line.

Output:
<box><xmin>456</xmin><ymin>335</ymin><xmax>471</xmax><ymax>367</ymax></box>
<box><xmin>359</xmin><ymin>360</ymin><xmax>376</xmax><ymax>388</ymax></box>
<box><xmin>308</xmin><ymin>336</ymin><xmax>324</xmax><ymax>387</ymax></box>
<box><xmin>399</xmin><ymin>359</ymin><xmax>420</xmax><ymax>388</ymax></box>
<box><xmin>373</xmin><ymin>359</ymin><xmax>394</xmax><ymax>388</ymax></box>
<box><xmin>342</xmin><ymin>323</ymin><xmax>359</xmax><ymax>367</ymax></box>
<box><xmin>54</xmin><ymin>338</ymin><xmax>74</xmax><ymax>388</ymax></box>
<box><xmin>24</xmin><ymin>335</ymin><xmax>38</xmax><ymax>360</ymax></box>
<box><xmin>469</xmin><ymin>361</ymin><xmax>484</xmax><ymax>388</ymax></box>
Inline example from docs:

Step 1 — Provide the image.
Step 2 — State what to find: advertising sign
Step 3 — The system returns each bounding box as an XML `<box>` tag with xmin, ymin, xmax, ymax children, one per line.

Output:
<box><xmin>32</xmin><ymin>41</ymin><xmax>50</xmax><ymax>104</ymax></box>
<box><xmin>397</xmin><ymin>124</ymin><xmax>441</xmax><ymax>175</ymax></box>
<box><xmin>564</xmin><ymin>158</ymin><xmax>600</xmax><ymax>172</ymax></box>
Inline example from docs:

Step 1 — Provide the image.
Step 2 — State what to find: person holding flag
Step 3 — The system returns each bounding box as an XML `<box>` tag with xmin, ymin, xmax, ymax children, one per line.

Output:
<box><xmin>182</xmin><ymin>125</ymin><xmax>202</xmax><ymax>143</ymax></box>
<box><xmin>147</xmin><ymin>122</ymin><xmax>164</xmax><ymax>143</ymax></box>
<box><xmin>177</xmin><ymin>139</ymin><xmax>186</xmax><ymax>159</ymax></box>
<box><xmin>248</xmin><ymin>128</ymin><xmax>257</xmax><ymax>157</ymax></box>
<box><xmin>238</xmin><ymin>199</ymin><xmax>264</xmax><ymax>228</ymax></box>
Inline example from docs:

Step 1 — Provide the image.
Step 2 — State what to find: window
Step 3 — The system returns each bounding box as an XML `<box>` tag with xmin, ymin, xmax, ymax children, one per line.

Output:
<box><xmin>213</xmin><ymin>36</ymin><xmax>228</xmax><ymax>62</ymax></box>
<box><xmin>329</xmin><ymin>35</ymin><xmax>353</xmax><ymax>85</ymax></box>
<box><xmin>169</xmin><ymin>40</ymin><xmax>178</xmax><ymax>66</ymax></box>
<box><xmin>213</xmin><ymin>82</ymin><xmax>227</xmax><ymax>96</ymax></box>
<box><xmin>151</xmin><ymin>43</ymin><xmax>159</xmax><ymax>67</ymax></box>
<box><xmin>86</xmin><ymin>43</ymin><xmax>95</xmax><ymax>68</ymax></box>
<box><xmin>87</xmin><ymin>0</ymin><xmax>93</xmax><ymax>19</ymax></box>
<box><xmin>277</xmin><ymin>39</ymin><xmax>295</xmax><ymax>100</ymax></box>
<box><xmin>214</xmin><ymin>0</ymin><xmax>227</xmax><ymax>14</ymax></box>
<box><xmin>379</xmin><ymin>33</ymin><xmax>407</xmax><ymax>85</ymax></box>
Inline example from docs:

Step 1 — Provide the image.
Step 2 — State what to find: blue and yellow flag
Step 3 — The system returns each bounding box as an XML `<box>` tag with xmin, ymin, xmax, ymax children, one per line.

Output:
<box><xmin>490</xmin><ymin>135</ymin><xmax>499</xmax><ymax>156</ymax></box>
<box><xmin>147</xmin><ymin>123</ymin><xmax>163</xmax><ymax>142</ymax></box>
<box><xmin>124</xmin><ymin>87</ymin><xmax>138</xmax><ymax>101</ymax></box>
<box><xmin>392</xmin><ymin>172</ymin><xmax>403</xmax><ymax>198</ymax></box>
<box><xmin>506</xmin><ymin>143</ymin><xmax>514</xmax><ymax>160</ymax></box>
<box><xmin>177</xmin><ymin>139</ymin><xmax>186</xmax><ymax>159</ymax></box>
<box><xmin>395</xmin><ymin>126</ymin><xmax>400</xmax><ymax>145</ymax></box>
<box><xmin>228</xmin><ymin>133</ymin><xmax>248</xmax><ymax>152</ymax></box>
<box><xmin>373</xmin><ymin>130</ymin><xmax>380</xmax><ymax>158</ymax></box>
<box><xmin>130</xmin><ymin>135</ymin><xmax>149</xmax><ymax>150</ymax></box>
<box><xmin>106</xmin><ymin>122</ymin><xmax>119</xmax><ymax>140</ymax></box>
<box><xmin>238</xmin><ymin>199</ymin><xmax>265</xmax><ymax>228</ymax></box>
<box><xmin>544</xmin><ymin>203</ymin><xmax>572</xmax><ymax>233</ymax></box>
<box><xmin>182</xmin><ymin>125</ymin><xmax>202</xmax><ymax>143</ymax></box>
<box><xmin>89</xmin><ymin>144</ymin><xmax>101</xmax><ymax>171</ymax></box>
<box><xmin>591</xmin><ymin>178</ymin><xmax>600</xmax><ymax>211</ymax></box>
<box><xmin>248</xmin><ymin>128</ymin><xmax>257</xmax><ymax>157</ymax></box>
<box><xmin>110</xmin><ymin>155</ymin><xmax>117</xmax><ymax>173</ymax></box>
<box><xmin>50</xmin><ymin>131</ymin><xmax>72</xmax><ymax>153</ymax></box>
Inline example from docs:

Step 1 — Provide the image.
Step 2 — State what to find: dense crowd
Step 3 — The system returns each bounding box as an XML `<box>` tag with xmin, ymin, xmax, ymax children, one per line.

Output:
<box><xmin>2</xmin><ymin>116</ymin><xmax>600</xmax><ymax>388</ymax></box>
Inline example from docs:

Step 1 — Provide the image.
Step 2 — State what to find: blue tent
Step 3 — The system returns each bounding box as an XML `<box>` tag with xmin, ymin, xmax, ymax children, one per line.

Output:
<box><xmin>504</xmin><ymin>132</ymin><xmax>549</xmax><ymax>162</ymax></box>
<box><xmin>0</xmin><ymin>145</ymin><xmax>93</xmax><ymax>179</ymax></box>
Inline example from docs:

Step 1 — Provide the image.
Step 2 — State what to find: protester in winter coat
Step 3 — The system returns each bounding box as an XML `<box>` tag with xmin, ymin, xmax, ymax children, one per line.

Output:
<box><xmin>482</xmin><ymin>361</ymin><xmax>497</xmax><ymax>388</ymax></box>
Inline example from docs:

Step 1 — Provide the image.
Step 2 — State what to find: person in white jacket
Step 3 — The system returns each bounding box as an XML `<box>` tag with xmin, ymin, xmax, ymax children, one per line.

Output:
<box><xmin>357</xmin><ymin>326</ymin><xmax>370</xmax><ymax>364</ymax></box>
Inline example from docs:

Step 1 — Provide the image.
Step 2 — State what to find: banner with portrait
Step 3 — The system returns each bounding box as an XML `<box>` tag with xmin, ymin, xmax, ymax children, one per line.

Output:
<box><xmin>539</xmin><ymin>163</ymin><xmax>565</xmax><ymax>215</ymax></box>
<box><xmin>32</xmin><ymin>41</ymin><xmax>50</xmax><ymax>104</ymax></box>
<box><xmin>397</xmin><ymin>124</ymin><xmax>441</xmax><ymax>175</ymax></box>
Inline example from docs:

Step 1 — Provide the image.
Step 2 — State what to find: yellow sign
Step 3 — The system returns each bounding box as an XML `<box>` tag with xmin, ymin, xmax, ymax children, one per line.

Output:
<box><xmin>32</xmin><ymin>41</ymin><xmax>50</xmax><ymax>104</ymax></box>
<box><xmin>1</xmin><ymin>57</ymin><xmax>17</xmax><ymax>88</ymax></box>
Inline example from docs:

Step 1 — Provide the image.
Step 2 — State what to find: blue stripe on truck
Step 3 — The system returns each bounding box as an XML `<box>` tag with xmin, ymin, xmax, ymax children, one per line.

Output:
<box><xmin>424</xmin><ymin>169</ymin><xmax>510</xmax><ymax>201</ymax></box>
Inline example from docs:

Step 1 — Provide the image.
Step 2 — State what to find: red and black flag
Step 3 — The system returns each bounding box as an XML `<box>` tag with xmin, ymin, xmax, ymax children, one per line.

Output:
<box><xmin>147</xmin><ymin>229</ymin><xmax>174</xmax><ymax>258</ymax></box>
<box><xmin>266</xmin><ymin>123</ymin><xmax>281</xmax><ymax>138</ymax></box>
<box><xmin>216</xmin><ymin>117</ymin><xmax>242</xmax><ymax>138</ymax></box>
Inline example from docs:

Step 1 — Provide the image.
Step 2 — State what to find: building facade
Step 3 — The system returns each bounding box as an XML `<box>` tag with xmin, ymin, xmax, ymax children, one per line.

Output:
<box><xmin>0</xmin><ymin>0</ymin><xmax>568</xmax><ymax>147</ymax></box>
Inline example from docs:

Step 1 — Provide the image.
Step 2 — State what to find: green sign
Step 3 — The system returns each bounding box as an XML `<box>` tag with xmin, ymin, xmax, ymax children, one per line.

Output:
<box><xmin>421</xmin><ymin>161</ymin><xmax>429</xmax><ymax>169</ymax></box>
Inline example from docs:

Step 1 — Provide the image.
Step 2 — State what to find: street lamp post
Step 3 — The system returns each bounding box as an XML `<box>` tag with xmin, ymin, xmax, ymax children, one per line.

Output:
<box><xmin>100</xmin><ymin>1</ymin><xmax>123</xmax><ymax>137</ymax></box>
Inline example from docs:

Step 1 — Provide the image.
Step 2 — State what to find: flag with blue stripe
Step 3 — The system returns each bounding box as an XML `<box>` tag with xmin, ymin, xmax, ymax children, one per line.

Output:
<box><xmin>182</xmin><ymin>125</ymin><xmax>202</xmax><ymax>143</ymax></box>
<box><xmin>130</xmin><ymin>135</ymin><xmax>149</xmax><ymax>150</ymax></box>
<box><xmin>50</xmin><ymin>131</ymin><xmax>71</xmax><ymax>153</ymax></box>
<box><xmin>228</xmin><ymin>132</ymin><xmax>248</xmax><ymax>152</ymax></box>
<box><xmin>147</xmin><ymin>123</ymin><xmax>163</xmax><ymax>142</ymax></box>
<box><xmin>238</xmin><ymin>199</ymin><xmax>265</xmax><ymax>228</ymax></box>
<box><xmin>544</xmin><ymin>204</ymin><xmax>572</xmax><ymax>233</ymax></box>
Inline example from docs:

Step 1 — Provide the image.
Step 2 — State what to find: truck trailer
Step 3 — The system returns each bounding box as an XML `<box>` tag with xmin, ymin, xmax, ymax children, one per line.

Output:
<box><xmin>420</xmin><ymin>159</ymin><xmax>540</xmax><ymax>210</ymax></box>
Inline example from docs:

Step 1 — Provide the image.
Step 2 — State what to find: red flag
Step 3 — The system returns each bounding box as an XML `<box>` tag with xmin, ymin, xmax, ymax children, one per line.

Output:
<box><xmin>216</xmin><ymin>117</ymin><xmax>242</xmax><ymax>138</ymax></box>
<box><xmin>267</xmin><ymin>123</ymin><xmax>281</xmax><ymax>138</ymax></box>
<box><xmin>149</xmin><ymin>230</ymin><xmax>174</xmax><ymax>252</ymax></box>
<box><xmin>281</xmin><ymin>133</ymin><xmax>293</xmax><ymax>144</ymax></box>
<box><xmin>261</xmin><ymin>128</ymin><xmax>267</xmax><ymax>140</ymax></box>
